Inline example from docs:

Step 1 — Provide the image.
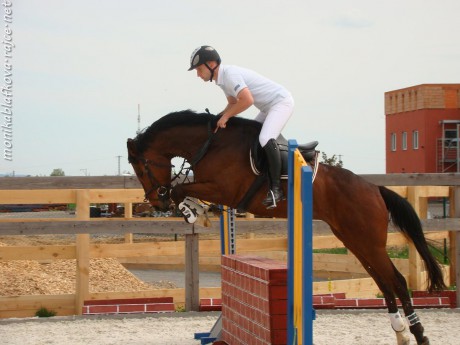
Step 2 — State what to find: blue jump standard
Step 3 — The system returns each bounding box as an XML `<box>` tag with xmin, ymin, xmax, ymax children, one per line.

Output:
<box><xmin>194</xmin><ymin>332</ymin><xmax>217</xmax><ymax>345</ymax></box>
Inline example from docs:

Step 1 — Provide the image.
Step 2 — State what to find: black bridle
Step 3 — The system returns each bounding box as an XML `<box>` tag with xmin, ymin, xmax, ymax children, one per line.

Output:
<box><xmin>129</xmin><ymin>155</ymin><xmax>173</xmax><ymax>202</ymax></box>
<box><xmin>129</xmin><ymin>117</ymin><xmax>217</xmax><ymax>203</ymax></box>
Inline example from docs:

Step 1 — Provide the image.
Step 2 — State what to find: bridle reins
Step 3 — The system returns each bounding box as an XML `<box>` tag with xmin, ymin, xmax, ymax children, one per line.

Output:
<box><xmin>189</xmin><ymin>118</ymin><xmax>216</xmax><ymax>167</ymax></box>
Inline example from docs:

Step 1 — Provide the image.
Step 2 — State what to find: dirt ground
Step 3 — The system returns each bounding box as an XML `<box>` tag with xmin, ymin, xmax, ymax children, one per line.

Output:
<box><xmin>1</xmin><ymin>309</ymin><xmax>459</xmax><ymax>345</ymax></box>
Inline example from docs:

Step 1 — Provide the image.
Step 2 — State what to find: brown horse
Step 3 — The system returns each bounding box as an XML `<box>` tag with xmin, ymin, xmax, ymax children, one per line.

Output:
<box><xmin>127</xmin><ymin>110</ymin><xmax>445</xmax><ymax>345</ymax></box>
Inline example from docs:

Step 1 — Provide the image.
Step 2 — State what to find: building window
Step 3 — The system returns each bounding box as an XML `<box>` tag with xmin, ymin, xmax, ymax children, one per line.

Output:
<box><xmin>391</xmin><ymin>133</ymin><xmax>397</xmax><ymax>151</ymax></box>
<box><xmin>402</xmin><ymin>132</ymin><xmax>407</xmax><ymax>150</ymax></box>
<box><xmin>413</xmin><ymin>130</ymin><xmax>419</xmax><ymax>149</ymax></box>
<box><xmin>445</xmin><ymin>129</ymin><xmax>458</xmax><ymax>147</ymax></box>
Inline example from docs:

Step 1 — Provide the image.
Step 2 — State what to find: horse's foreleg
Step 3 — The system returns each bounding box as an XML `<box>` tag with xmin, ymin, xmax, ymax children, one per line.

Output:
<box><xmin>170</xmin><ymin>183</ymin><xmax>223</xmax><ymax>225</ymax></box>
<box><xmin>170</xmin><ymin>182</ymin><xmax>223</xmax><ymax>207</ymax></box>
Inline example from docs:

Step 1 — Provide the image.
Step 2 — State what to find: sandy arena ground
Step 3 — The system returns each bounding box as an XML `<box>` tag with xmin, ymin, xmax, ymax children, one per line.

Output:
<box><xmin>0</xmin><ymin>309</ymin><xmax>459</xmax><ymax>345</ymax></box>
<box><xmin>1</xmin><ymin>210</ymin><xmax>457</xmax><ymax>344</ymax></box>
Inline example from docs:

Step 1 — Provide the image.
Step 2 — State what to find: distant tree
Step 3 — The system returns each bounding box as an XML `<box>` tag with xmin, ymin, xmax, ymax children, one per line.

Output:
<box><xmin>50</xmin><ymin>168</ymin><xmax>65</xmax><ymax>176</ymax></box>
<box><xmin>320</xmin><ymin>152</ymin><xmax>343</xmax><ymax>167</ymax></box>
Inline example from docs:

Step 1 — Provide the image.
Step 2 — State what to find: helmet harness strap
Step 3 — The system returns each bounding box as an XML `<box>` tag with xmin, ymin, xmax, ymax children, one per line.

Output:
<box><xmin>204</xmin><ymin>62</ymin><xmax>218</xmax><ymax>82</ymax></box>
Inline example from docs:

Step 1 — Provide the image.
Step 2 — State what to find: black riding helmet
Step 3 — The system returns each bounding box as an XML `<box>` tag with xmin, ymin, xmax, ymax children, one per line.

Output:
<box><xmin>188</xmin><ymin>45</ymin><xmax>221</xmax><ymax>82</ymax></box>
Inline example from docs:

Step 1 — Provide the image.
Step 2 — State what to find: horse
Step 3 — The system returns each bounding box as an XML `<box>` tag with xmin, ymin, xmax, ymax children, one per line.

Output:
<box><xmin>127</xmin><ymin>110</ymin><xmax>446</xmax><ymax>345</ymax></box>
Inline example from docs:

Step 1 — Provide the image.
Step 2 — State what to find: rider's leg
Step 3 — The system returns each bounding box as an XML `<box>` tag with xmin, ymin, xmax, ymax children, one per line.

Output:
<box><xmin>258</xmin><ymin>96</ymin><xmax>294</xmax><ymax>208</ymax></box>
<box><xmin>262</xmin><ymin>139</ymin><xmax>285</xmax><ymax>208</ymax></box>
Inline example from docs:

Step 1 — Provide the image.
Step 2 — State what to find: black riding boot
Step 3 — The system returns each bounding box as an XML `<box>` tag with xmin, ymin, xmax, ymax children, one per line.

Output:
<box><xmin>262</xmin><ymin>139</ymin><xmax>285</xmax><ymax>209</ymax></box>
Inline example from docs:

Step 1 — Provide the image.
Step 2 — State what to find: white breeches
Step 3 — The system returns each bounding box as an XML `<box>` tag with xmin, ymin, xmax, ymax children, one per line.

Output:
<box><xmin>254</xmin><ymin>95</ymin><xmax>294</xmax><ymax>147</ymax></box>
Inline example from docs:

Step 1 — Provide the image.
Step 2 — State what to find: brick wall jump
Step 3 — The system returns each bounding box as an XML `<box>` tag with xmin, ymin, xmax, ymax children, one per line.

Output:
<box><xmin>221</xmin><ymin>255</ymin><xmax>288</xmax><ymax>345</ymax></box>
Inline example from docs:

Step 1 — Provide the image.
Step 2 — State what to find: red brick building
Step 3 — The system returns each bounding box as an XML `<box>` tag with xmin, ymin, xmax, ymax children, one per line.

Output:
<box><xmin>385</xmin><ymin>84</ymin><xmax>460</xmax><ymax>173</ymax></box>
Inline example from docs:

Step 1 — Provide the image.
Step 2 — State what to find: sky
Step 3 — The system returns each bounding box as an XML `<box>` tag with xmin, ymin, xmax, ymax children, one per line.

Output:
<box><xmin>1</xmin><ymin>0</ymin><xmax>460</xmax><ymax>176</ymax></box>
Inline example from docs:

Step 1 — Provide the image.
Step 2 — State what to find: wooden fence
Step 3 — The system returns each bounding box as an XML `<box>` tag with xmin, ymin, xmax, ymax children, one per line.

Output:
<box><xmin>0</xmin><ymin>174</ymin><xmax>459</xmax><ymax>318</ymax></box>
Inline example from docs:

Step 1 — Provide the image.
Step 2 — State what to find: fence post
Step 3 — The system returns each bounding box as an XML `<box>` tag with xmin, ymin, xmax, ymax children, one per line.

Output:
<box><xmin>407</xmin><ymin>186</ymin><xmax>425</xmax><ymax>290</ymax></box>
<box><xmin>75</xmin><ymin>190</ymin><xmax>90</xmax><ymax>315</ymax></box>
<box><xmin>124</xmin><ymin>202</ymin><xmax>134</xmax><ymax>243</ymax></box>
<box><xmin>449</xmin><ymin>186</ymin><xmax>460</xmax><ymax>307</ymax></box>
<box><xmin>185</xmin><ymin>225</ymin><xmax>199</xmax><ymax>311</ymax></box>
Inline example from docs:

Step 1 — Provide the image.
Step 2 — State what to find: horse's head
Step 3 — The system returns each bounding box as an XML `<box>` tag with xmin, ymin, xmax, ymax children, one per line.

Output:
<box><xmin>127</xmin><ymin>138</ymin><xmax>173</xmax><ymax>211</ymax></box>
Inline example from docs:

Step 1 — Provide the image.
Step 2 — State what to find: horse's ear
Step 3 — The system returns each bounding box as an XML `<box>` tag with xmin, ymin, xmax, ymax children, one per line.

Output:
<box><xmin>127</xmin><ymin>138</ymin><xmax>136</xmax><ymax>155</ymax></box>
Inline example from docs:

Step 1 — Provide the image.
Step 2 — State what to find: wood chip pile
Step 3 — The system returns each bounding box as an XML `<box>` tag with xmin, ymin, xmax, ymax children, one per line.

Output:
<box><xmin>0</xmin><ymin>241</ymin><xmax>177</xmax><ymax>296</ymax></box>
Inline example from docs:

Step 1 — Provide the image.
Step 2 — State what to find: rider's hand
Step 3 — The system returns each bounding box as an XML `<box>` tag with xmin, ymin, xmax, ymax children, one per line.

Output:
<box><xmin>214</xmin><ymin>116</ymin><xmax>228</xmax><ymax>133</ymax></box>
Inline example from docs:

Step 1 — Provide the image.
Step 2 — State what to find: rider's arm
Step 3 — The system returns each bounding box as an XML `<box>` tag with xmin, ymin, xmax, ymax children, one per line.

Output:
<box><xmin>215</xmin><ymin>88</ymin><xmax>254</xmax><ymax>130</ymax></box>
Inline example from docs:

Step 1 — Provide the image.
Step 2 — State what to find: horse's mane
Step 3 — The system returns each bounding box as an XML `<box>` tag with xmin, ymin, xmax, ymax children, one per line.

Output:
<box><xmin>134</xmin><ymin>109</ymin><xmax>261</xmax><ymax>151</ymax></box>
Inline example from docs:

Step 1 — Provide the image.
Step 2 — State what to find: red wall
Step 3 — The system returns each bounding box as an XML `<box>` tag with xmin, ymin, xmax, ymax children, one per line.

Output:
<box><xmin>221</xmin><ymin>255</ymin><xmax>288</xmax><ymax>345</ymax></box>
<box><xmin>386</xmin><ymin>109</ymin><xmax>460</xmax><ymax>173</ymax></box>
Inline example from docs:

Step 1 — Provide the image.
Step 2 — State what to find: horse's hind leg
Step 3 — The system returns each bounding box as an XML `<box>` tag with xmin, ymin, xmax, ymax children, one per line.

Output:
<box><xmin>392</xmin><ymin>265</ymin><xmax>430</xmax><ymax>345</ymax></box>
<box><xmin>348</xmin><ymin>249</ymin><xmax>412</xmax><ymax>345</ymax></box>
<box><xmin>354</xmin><ymin>251</ymin><xmax>432</xmax><ymax>344</ymax></box>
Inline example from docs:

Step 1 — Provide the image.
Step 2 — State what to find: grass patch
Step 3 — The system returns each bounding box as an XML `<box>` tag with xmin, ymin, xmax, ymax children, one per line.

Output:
<box><xmin>387</xmin><ymin>244</ymin><xmax>449</xmax><ymax>265</ymax></box>
<box><xmin>313</xmin><ymin>247</ymin><xmax>348</xmax><ymax>254</ymax></box>
<box><xmin>313</xmin><ymin>244</ymin><xmax>448</xmax><ymax>266</ymax></box>
<box><xmin>175</xmin><ymin>304</ymin><xmax>186</xmax><ymax>312</ymax></box>
<box><xmin>387</xmin><ymin>246</ymin><xmax>409</xmax><ymax>259</ymax></box>
<box><xmin>35</xmin><ymin>307</ymin><xmax>57</xmax><ymax>317</ymax></box>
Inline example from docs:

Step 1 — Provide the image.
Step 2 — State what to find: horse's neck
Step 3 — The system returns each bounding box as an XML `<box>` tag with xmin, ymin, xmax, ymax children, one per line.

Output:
<box><xmin>163</xmin><ymin>127</ymin><xmax>210</xmax><ymax>161</ymax></box>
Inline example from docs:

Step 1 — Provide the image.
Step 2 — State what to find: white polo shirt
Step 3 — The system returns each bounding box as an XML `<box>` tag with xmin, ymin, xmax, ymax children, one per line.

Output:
<box><xmin>216</xmin><ymin>64</ymin><xmax>291</xmax><ymax>113</ymax></box>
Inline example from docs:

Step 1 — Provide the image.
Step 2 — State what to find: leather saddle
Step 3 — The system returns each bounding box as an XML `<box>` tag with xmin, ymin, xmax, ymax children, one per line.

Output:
<box><xmin>250</xmin><ymin>135</ymin><xmax>319</xmax><ymax>179</ymax></box>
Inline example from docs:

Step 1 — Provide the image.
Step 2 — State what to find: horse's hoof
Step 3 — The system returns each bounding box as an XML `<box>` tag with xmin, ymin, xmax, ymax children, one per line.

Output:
<box><xmin>396</xmin><ymin>330</ymin><xmax>411</xmax><ymax>345</ymax></box>
<box><xmin>178</xmin><ymin>202</ymin><xmax>197</xmax><ymax>224</ymax></box>
<box><xmin>417</xmin><ymin>336</ymin><xmax>429</xmax><ymax>345</ymax></box>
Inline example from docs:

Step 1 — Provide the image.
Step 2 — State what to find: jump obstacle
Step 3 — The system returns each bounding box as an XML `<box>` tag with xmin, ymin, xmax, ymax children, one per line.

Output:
<box><xmin>194</xmin><ymin>205</ymin><xmax>236</xmax><ymax>344</ymax></box>
<box><xmin>287</xmin><ymin>139</ymin><xmax>315</xmax><ymax>345</ymax></box>
<box><xmin>196</xmin><ymin>139</ymin><xmax>315</xmax><ymax>345</ymax></box>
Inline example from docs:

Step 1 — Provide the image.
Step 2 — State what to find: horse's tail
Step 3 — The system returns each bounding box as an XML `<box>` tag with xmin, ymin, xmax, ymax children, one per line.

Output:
<box><xmin>378</xmin><ymin>186</ymin><xmax>446</xmax><ymax>292</ymax></box>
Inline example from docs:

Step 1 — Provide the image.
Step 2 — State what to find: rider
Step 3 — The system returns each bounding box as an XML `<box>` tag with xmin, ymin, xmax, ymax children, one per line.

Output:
<box><xmin>188</xmin><ymin>45</ymin><xmax>295</xmax><ymax>209</ymax></box>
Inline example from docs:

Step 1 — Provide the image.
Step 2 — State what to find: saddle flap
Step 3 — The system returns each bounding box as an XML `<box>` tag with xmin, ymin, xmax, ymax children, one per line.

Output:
<box><xmin>250</xmin><ymin>136</ymin><xmax>318</xmax><ymax>179</ymax></box>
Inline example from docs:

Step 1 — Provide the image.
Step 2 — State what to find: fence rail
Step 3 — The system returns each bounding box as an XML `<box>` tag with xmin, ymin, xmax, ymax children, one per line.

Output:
<box><xmin>0</xmin><ymin>175</ymin><xmax>459</xmax><ymax>318</ymax></box>
<box><xmin>0</xmin><ymin>217</ymin><xmax>458</xmax><ymax>236</ymax></box>
<box><xmin>0</xmin><ymin>172</ymin><xmax>459</xmax><ymax>190</ymax></box>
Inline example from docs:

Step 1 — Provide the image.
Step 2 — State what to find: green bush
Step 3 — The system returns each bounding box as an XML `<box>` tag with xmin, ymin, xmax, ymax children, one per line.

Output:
<box><xmin>35</xmin><ymin>307</ymin><xmax>57</xmax><ymax>317</ymax></box>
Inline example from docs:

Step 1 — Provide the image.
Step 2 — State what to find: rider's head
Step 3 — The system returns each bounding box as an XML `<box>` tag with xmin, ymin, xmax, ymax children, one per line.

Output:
<box><xmin>188</xmin><ymin>45</ymin><xmax>221</xmax><ymax>82</ymax></box>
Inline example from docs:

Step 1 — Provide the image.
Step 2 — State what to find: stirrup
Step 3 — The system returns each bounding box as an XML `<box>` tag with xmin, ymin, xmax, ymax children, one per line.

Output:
<box><xmin>178</xmin><ymin>197</ymin><xmax>204</xmax><ymax>223</ymax></box>
<box><xmin>263</xmin><ymin>190</ymin><xmax>277</xmax><ymax>209</ymax></box>
<box><xmin>262</xmin><ymin>190</ymin><xmax>285</xmax><ymax>209</ymax></box>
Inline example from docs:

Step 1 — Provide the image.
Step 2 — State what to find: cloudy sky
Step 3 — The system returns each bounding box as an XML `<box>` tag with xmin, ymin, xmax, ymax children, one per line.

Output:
<box><xmin>2</xmin><ymin>0</ymin><xmax>460</xmax><ymax>176</ymax></box>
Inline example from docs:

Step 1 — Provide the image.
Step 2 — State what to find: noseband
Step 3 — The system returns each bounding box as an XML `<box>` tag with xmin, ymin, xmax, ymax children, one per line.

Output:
<box><xmin>129</xmin><ymin>155</ymin><xmax>172</xmax><ymax>202</ymax></box>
